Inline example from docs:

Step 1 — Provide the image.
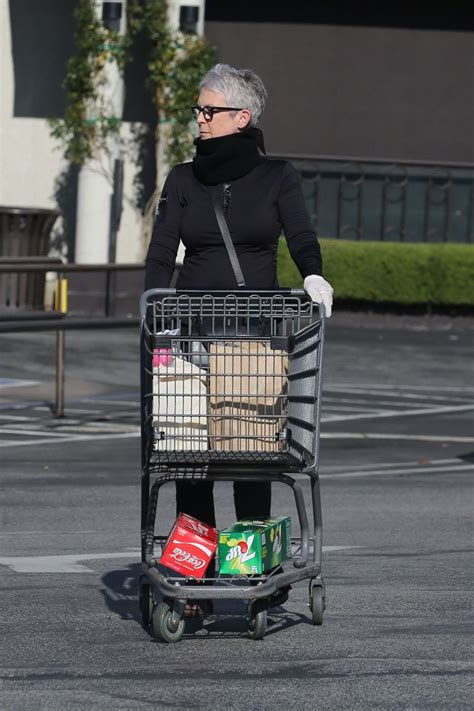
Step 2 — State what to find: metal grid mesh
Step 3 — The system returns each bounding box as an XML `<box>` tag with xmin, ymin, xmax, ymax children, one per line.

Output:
<box><xmin>147</xmin><ymin>292</ymin><xmax>316</xmax><ymax>337</ymax></box>
<box><xmin>142</xmin><ymin>292</ymin><xmax>320</xmax><ymax>469</ymax></box>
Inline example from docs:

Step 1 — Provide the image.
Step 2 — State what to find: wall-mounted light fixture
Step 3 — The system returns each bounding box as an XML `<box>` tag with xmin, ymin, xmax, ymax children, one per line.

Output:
<box><xmin>102</xmin><ymin>1</ymin><xmax>123</xmax><ymax>32</ymax></box>
<box><xmin>179</xmin><ymin>5</ymin><xmax>199</xmax><ymax>34</ymax></box>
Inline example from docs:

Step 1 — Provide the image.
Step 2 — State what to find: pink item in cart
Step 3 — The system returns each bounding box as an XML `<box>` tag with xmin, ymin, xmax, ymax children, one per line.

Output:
<box><xmin>152</xmin><ymin>348</ymin><xmax>174</xmax><ymax>367</ymax></box>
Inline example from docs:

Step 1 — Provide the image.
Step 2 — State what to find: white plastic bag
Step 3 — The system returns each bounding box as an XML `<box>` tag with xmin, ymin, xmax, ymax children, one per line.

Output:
<box><xmin>153</xmin><ymin>356</ymin><xmax>208</xmax><ymax>451</ymax></box>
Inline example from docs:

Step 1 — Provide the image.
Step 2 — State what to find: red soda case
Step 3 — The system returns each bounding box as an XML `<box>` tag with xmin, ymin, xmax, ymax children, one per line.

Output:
<box><xmin>160</xmin><ymin>513</ymin><xmax>218</xmax><ymax>579</ymax></box>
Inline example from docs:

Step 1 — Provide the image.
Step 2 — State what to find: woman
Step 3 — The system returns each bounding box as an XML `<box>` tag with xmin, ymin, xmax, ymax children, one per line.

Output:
<box><xmin>145</xmin><ymin>63</ymin><xmax>333</xmax><ymax>609</ymax></box>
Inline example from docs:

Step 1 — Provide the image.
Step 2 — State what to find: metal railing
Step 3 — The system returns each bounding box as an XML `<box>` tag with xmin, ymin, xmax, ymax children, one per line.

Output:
<box><xmin>0</xmin><ymin>261</ymin><xmax>144</xmax><ymax>416</ymax></box>
<box><xmin>271</xmin><ymin>153</ymin><xmax>474</xmax><ymax>243</ymax></box>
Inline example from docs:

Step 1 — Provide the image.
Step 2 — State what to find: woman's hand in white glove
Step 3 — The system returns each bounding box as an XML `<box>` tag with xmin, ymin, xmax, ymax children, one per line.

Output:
<box><xmin>303</xmin><ymin>274</ymin><xmax>334</xmax><ymax>317</ymax></box>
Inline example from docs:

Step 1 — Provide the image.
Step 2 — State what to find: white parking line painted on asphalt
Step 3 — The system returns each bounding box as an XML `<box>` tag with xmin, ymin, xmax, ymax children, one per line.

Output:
<box><xmin>324</xmin><ymin>390</ymin><xmax>473</xmax><ymax>404</ymax></box>
<box><xmin>0</xmin><ymin>552</ymin><xmax>139</xmax><ymax>573</ymax></box>
<box><xmin>324</xmin><ymin>403</ymin><xmax>411</xmax><ymax>413</ymax></box>
<box><xmin>322</xmin><ymin>412</ymin><xmax>389</xmax><ymax>422</ymax></box>
<box><xmin>0</xmin><ymin>546</ymin><xmax>358</xmax><ymax>573</ymax></box>
<box><xmin>82</xmin><ymin>399</ymin><xmax>139</xmax><ymax>407</ymax></box>
<box><xmin>290</xmin><ymin>458</ymin><xmax>474</xmax><ymax>480</ymax></box>
<box><xmin>0</xmin><ymin>378</ymin><xmax>39</xmax><ymax>389</ymax></box>
<box><xmin>318</xmin><ymin>463</ymin><xmax>474</xmax><ymax>480</ymax></box>
<box><xmin>323</xmin><ymin>406</ymin><xmax>389</xmax><ymax>414</ymax></box>
<box><xmin>323</xmin><ymin>396</ymin><xmax>437</xmax><ymax>409</ymax></box>
<box><xmin>325</xmin><ymin>383</ymin><xmax>474</xmax><ymax>395</ymax></box>
<box><xmin>321</xmin><ymin>403</ymin><xmax>474</xmax><ymax>423</ymax></box>
<box><xmin>322</xmin><ymin>457</ymin><xmax>465</xmax><ymax>472</ymax></box>
<box><xmin>0</xmin><ymin>414</ymin><xmax>32</xmax><ymax>421</ymax></box>
<box><xmin>0</xmin><ymin>427</ymin><xmax>73</xmax><ymax>438</ymax></box>
<box><xmin>0</xmin><ymin>530</ymin><xmax>100</xmax><ymax>536</ymax></box>
<box><xmin>320</xmin><ymin>432</ymin><xmax>474</xmax><ymax>443</ymax></box>
<box><xmin>0</xmin><ymin>430</ymin><xmax>140</xmax><ymax>447</ymax></box>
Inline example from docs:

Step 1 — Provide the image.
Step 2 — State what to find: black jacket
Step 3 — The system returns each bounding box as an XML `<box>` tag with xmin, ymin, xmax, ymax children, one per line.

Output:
<box><xmin>145</xmin><ymin>157</ymin><xmax>322</xmax><ymax>291</ymax></box>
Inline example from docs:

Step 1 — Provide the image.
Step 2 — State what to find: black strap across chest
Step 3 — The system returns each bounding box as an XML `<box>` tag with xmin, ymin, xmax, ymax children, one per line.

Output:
<box><xmin>210</xmin><ymin>185</ymin><xmax>246</xmax><ymax>289</ymax></box>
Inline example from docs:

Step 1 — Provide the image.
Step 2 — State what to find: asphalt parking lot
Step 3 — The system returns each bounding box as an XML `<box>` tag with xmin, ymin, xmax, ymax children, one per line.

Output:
<box><xmin>0</xmin><ymin>310</ymin><xmax>473</xmax><ymax>709</ymax></box>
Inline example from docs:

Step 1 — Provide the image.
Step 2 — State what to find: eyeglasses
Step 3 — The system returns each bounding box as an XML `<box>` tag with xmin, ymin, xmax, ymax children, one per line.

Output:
<box><xmin>191</xmin><ymin>105</ymin><xmax>244</xmax><ymax>121</ymax></box>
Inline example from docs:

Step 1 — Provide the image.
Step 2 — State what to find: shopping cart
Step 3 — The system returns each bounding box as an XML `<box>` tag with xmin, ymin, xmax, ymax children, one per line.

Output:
<box><xmin>139</xmin><ymin>289</ymin><xmax>326</xmax><ymax>642</ymax></box>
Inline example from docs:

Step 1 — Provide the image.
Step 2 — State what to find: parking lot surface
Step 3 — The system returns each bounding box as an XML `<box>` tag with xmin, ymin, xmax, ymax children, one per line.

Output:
<box><xmin>1</xmin><ymin>312</ymin><xmax>473</xmax><ymax>709</ymax></box>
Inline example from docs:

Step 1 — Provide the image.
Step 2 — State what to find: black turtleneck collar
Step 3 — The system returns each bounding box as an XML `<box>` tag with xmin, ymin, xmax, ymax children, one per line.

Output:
<box><xmin>192</xmin><ymin>127</ymin><xmax>266</xmax><ymax>186</ymax></box>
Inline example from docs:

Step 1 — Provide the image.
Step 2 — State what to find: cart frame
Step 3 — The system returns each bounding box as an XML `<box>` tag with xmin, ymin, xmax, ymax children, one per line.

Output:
<box><xmin>139</xmin><ymin>289</ymin><xmax>326</xmax><ymax>640</ymax></box>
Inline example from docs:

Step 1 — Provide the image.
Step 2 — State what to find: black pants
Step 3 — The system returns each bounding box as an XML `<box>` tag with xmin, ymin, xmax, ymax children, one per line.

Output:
<box><xmin>175</xmin><ymin>320</ymin><xmax>273</xmax><ymax>579</ymax></box>
<box><xmin>176</xmin><ymin>317</ymin><xmax>274</xmax><ymax>527</ymax></box>
<box><xmin>175</xmin><ymin>480</ymin><xmax>271</xmax><ymax>528</ymax></box>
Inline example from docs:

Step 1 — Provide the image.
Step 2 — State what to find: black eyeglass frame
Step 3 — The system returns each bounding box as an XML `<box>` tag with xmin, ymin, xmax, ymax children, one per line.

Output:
<box><xmin>191</xmin><ymin>105</ymin><xmax>244</xmax><ymax>121</ymax></box>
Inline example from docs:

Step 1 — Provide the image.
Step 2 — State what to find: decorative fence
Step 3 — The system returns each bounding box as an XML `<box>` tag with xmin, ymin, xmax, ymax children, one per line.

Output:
<box><xmin>272</xmin><ymin>154</ymin><xmax>473</xmax><ymax>243</ymax></box>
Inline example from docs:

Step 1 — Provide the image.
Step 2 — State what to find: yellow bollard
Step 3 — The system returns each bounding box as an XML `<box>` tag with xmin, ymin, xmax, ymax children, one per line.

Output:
<box><xmin>54</xmin><ymin>277</ymin><xmax>68</xmax><ymax>416</ymax></box>
<box><xmin>54</xmin><ymin>277</ymin><xmax>68</xmax><ymax>314</ymax></box>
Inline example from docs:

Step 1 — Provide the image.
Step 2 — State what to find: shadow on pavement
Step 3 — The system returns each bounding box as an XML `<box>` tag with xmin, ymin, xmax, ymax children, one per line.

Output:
<box><xmin>101</xmin><ymin>563</ymin><xmax>142</xmax><ymax>622</ymax></box>
<box><xmin>101</xmin><ymin>564</ymin><xmax>313</xmax><ymax>640</ymax></box>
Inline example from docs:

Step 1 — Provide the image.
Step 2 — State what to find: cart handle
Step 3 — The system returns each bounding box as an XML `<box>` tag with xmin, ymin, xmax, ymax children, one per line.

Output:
<box><xmin>139</xmin><ymin>288</ymin><xmax>317</xmax><ymax>320</ymax></box>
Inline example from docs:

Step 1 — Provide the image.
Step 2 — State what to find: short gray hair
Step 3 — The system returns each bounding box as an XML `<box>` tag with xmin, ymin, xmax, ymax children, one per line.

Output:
<box><xmin>199</xmin><ymin>63</ymin><xmax>267</xmax><ymax>126</ymax></box>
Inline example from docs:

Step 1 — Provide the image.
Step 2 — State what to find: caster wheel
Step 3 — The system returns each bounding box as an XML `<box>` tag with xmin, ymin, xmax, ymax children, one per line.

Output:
<box><xmin>152</xmin><ymin>601</ymin><xmax>185</xmax><ymax>643</ymax></box>
<box><xmin>310</xmin><ymin>585</ymin><xmax>325</xmax><ymax>626</ymax></box>
<box><xmin>138</xmin><ymin>580</ymin><xmax>154</xmax><ymax>627</ymax></box>
<box><xmin>247</xmin><ymin>600</ymin><xmax>268</xmax><ymax>640</ymax></box>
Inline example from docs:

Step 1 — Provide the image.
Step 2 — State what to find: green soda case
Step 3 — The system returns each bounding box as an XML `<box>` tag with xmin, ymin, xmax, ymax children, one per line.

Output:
<box><xmin>217</xmin><ymin>516</ymin><xmax>291</xmax><ymax>575</ymax></box>
<box><xmin>264</xmin><ymin>516</ymin><xmax>292</xmax><ymax>568</ymax></box>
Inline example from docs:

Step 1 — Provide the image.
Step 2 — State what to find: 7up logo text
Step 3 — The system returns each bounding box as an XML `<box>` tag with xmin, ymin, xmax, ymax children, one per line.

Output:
<box><xmin>226</xmin><ymin>534</ymin><xmax>256</xmax><ymax>564</ymax></box>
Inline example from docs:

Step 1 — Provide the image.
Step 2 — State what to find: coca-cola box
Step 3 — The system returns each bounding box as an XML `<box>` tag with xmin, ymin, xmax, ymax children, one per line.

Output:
<box><xmin>160</xmin><ymin>513</ymin><xmax>218</xmax><ymax>579</ymax></box>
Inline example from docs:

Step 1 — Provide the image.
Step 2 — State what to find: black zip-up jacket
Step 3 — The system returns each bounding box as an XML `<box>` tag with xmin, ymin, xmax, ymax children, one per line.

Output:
<box><xmin>144</xmin><ymin>158</ymin><xmax>322</xmax><ymax>291</ymax></box>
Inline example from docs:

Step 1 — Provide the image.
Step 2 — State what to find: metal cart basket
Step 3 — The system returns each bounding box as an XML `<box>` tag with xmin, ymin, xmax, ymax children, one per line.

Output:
<box><xmin>139</xmin><ymin>288</ymin><xmax>326</xmax><ymax>641</ymax></box>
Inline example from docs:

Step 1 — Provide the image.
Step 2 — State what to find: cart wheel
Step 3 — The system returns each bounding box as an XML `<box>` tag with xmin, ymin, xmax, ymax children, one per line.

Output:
<box><xmin>310</xmin><ymin>586</ymin><xmax>325</xmax><ymax>626</ymax></box>
<box><xmin>152</xmin><ymin>601</ymin><xmax>185</xmax><ymax>643</ymax></box>
<box><xmin>138</xmin><ymin>580</ymin><xmax>154</xmax><ymax>627</ymax></box>
<box><xmin>247</xmin><ymin>600</ymin><xmax>268</xmax><ymax>640</ymax></box>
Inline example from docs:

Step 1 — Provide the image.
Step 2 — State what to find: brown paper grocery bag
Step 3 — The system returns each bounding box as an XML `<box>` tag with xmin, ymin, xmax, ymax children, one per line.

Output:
<box><xmin>208</xmin><ymin>341</ymin><xmax>288</xmax><ymax>451</ymax></box>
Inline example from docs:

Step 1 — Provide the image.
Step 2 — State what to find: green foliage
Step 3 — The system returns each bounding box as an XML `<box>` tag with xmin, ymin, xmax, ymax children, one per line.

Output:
<box><xmin>128</xmin><ymin>0</ymin><xmax>174</xmax><ymax>117</ymax></box>
<box><xmin>129</xmin><ymin>0</ymin><xmax>217</xmax><ymax>167</ymax></box>
<box><xmin>166</xmin><ymin>36</ymin><xmax>218</xmax><ymax>165</ymax></box>
<box><xmin>278</xmin><ymin>238</ymin><xmax>474</xmax><ymax>306</ymax></box>
<box><xmin>49</xmin><ymin>0</ymin><xmax>130</xmax><ymax>164</ymax></box>
<box><xmin>50</xmin><ymin>0</ymin><xmax>216</xmax><ymax>169</ymax></box>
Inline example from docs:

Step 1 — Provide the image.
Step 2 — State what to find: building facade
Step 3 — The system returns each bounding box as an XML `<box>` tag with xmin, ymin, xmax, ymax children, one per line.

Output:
<box><xmin>1</xmin><ymin>2</ymin><xmax>472</xmax><ymax>261</ymax></box>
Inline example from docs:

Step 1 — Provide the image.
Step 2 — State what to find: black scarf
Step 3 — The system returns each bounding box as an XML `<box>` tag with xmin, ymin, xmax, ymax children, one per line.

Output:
<box><xmin>192</xmin><ymin>127</ymin><xmax>266</xmax><ymax>185</ymax></box>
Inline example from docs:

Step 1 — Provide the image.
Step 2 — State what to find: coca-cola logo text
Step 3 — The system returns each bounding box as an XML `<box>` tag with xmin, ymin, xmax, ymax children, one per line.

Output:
<box><xmin>169</xmin><ymin>546</ymin><xmax>206</xmax><ymax>570</ymax></box>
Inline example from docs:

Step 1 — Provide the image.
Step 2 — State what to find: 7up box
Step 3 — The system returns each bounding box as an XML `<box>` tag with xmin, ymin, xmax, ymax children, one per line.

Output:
<box><xmin>218</xmin><ymin>516</ymin><xmax>291</xmax><ymax>575</ymax></box>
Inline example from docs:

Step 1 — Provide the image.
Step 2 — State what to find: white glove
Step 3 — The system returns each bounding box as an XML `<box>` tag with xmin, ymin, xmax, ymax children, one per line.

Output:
<box><xmin>303</xmin><ymin>275</ymin><xmax>333</xmax><ymax>317</ymax></box>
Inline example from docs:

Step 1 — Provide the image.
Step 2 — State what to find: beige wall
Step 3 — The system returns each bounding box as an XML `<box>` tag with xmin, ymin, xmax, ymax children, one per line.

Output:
<box><xmin>0</xmin><ymin>0</ymin><xmax>143</xmax><ymax>262</ymax></box>
<box><xmin>2</xmin><ymin>3</ymin><xmax>471</xmax><ymax>265</ymax></box>
<box><xmin>0</xmin><ymin>0</ymin><xmax>65</xmax><ymax>211</ymax></box>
